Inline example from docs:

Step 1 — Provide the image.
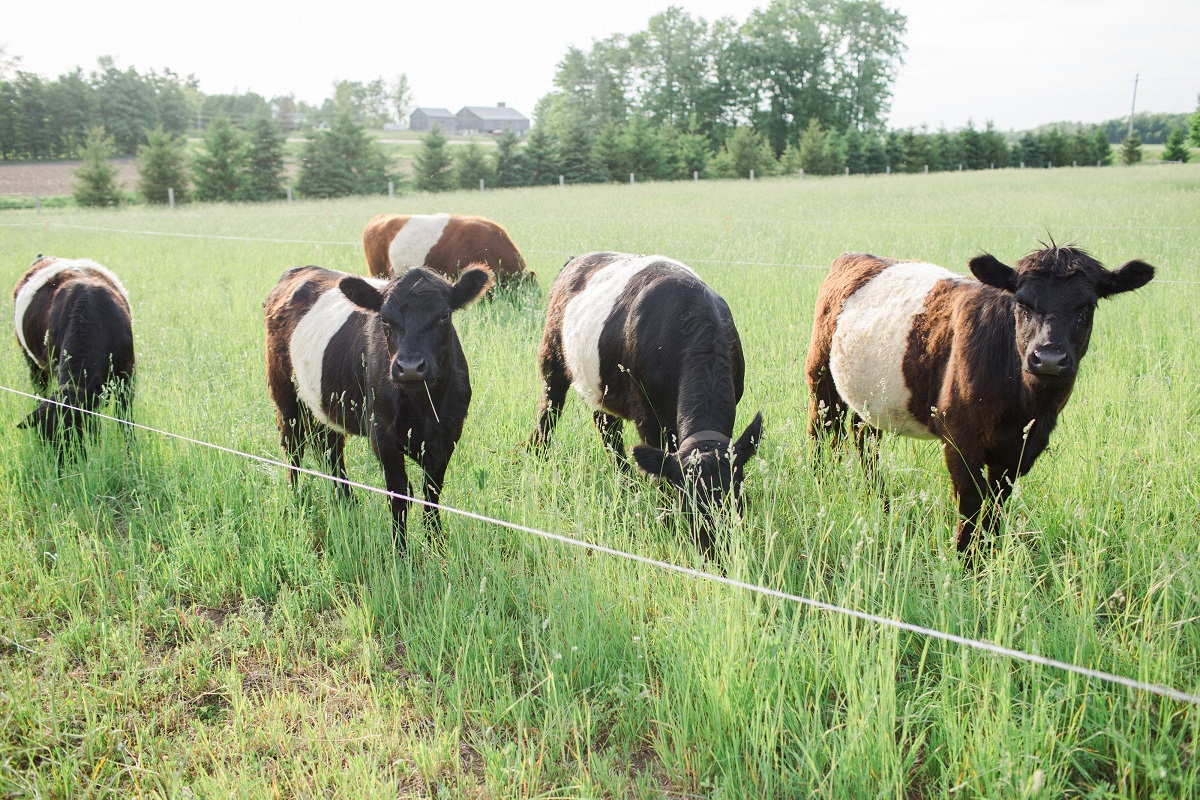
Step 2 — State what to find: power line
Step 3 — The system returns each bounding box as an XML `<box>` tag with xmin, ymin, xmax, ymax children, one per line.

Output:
<box><xmin>2</xmin><ymin>384</ymin><xmax>1197</xmax><ymax>707</ymax></box>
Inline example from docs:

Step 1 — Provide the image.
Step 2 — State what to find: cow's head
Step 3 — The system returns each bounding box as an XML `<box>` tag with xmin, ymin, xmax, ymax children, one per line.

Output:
<box><xmin>632</xmin><ymin>413</ymin><xmax>763</xmax><ymax>555</ymax></box>
<box><xmin>339</xmin><ymin>264</ymin><xmax>493</xmax><ymax>392</ymax></box>
<box><xmin>969</xmin><ymin>246</ymin><xmax>1154</xmax><ymax>382</ymax></box>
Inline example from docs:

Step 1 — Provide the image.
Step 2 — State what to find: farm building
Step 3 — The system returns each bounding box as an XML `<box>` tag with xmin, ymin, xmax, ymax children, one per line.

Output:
<box><xmin>410</xmin><ymin>108</ymin><xmax>457</xmax><ymax>133</ymax></box>
<box><xmin>455</xmin><ymin>104</ymin><xmax>529</xmax><ymax>136</ymax></box>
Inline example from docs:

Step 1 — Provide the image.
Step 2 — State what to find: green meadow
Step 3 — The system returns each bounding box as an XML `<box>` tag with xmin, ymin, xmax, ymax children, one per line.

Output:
<box><xmin>1</xmin><ymin>164</ymin><xmax>1198</xmax><ymax>798</ymax></box>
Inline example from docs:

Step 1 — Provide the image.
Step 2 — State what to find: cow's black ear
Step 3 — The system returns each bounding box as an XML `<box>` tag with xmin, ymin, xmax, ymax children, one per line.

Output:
<box><xmin>632</xmin><ymin>445</ymin><xmax>685</xmax><ymax>487</ymax></box>
<box><xmin>339</xmin><ymin>276</ymin><xmax>384</xmax><ymax>312</ymax></box>
<box><xmin>1098</xmin><ymin>259</ymin><xmax>1155</xmax><ymax>298</ymax></box>
<box><xmin>450</xmin><ymin>264</ymin><xmax>495</xmax><ymax>309</ymax></box>
<box><xmin>733</xmin><ymin>412</ymin><xmax>763</xmax><ymax>470</ymax></box>
<box><xmin>969</xmin><ymin>254</ymin><xmax>1018</xmax><ymax>291</ymax></box>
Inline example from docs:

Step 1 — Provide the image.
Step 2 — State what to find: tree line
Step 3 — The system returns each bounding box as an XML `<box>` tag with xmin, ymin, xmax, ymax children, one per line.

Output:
<box><xmin>0</xmin><ymin>46</ymin><xmax>411</xmax><ymax>160</ymax></box>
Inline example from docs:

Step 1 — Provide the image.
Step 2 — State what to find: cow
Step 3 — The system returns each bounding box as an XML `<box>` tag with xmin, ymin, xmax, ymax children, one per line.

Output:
<box><xmin>12</xmin><ymin>254</ymin><xmax>134</xmax><ymax>450</ymax></box>
<box><xmin>263</xmin><ymin>263</ymin><xmax>493</xmax><ymax>549</ymax></box>
<box><xmin>363</xmin><ymin>212</ymin><xmax>534</xmax><ymax>288</ymax></box>
<box><xmin>529</xmin><ymin>252</ymin><xmax>762</xmax><ymax>555</ymax></box>
<box><xmin>805</xmin><ymin>245</ymin><xmax>1155</xmax><ymax>559</ymax></box>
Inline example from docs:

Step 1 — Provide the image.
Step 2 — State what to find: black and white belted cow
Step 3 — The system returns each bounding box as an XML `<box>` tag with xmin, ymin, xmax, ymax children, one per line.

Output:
<box><xmin>529</xmin><ymin>251</ymin><xmax>762</xmax><ymax>555</ymax></box>
<box><xmin>12</xmin><ymin>255</ymin><xmax>134</xmax><ymax>449</ymax></box>
<box><xmin>806</xmin><ymin>245</ymin><xmax>1155</xmax><ymax>558</ymax></box>
<box><xmin>264</xmin><ymin>263</ymin><xmax>493</xmax><ymax>548</ymax></box>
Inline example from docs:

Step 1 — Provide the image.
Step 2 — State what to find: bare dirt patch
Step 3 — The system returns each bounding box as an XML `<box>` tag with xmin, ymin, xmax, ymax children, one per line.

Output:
<box><xmin>0</xmin><ymin>158</ymin><xmax>139</xmax><ymax>197</ymax></box>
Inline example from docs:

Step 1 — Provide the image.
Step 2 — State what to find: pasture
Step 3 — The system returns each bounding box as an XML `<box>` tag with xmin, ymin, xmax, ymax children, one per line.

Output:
<box><xmin>1</xmin><ymin>164</ymin><xmax>1198</xmax><ymax>798</ymax></box>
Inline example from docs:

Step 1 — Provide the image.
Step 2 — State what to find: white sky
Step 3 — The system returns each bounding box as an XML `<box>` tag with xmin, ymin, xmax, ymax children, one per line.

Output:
<box><xmin>4</xmin><ymin>0</ymin><xmax>1198</xmax><ymax>131</ymax></box>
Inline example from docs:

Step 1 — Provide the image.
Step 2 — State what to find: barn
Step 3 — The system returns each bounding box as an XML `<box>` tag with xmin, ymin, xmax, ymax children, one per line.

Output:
<box><xmin>409</xmin><ymin>108</ymin><xmax>457</xmax><ymax>134</ymax></box>
<box><xmin>455</xmin><ymin>104</ymin><xmax>529</xmax><ymax>136</ymax></box>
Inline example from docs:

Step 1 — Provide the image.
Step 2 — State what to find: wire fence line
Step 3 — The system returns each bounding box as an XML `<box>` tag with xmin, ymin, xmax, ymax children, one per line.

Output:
<box><xmin>2</xmin><ymin>383</ymin><xmax>1197</xmax><ymax>707</ymax></box>
<box><xmin>5</xmin><ymin>220</ymin><xmax>1200</xmax><ymax>284</ymax></box>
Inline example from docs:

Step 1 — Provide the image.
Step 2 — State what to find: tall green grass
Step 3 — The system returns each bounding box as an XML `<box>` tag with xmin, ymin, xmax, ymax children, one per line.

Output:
<box><xmin>1</xmin><ymin>164</ymin><xmax>1198</xmax><ymax>798</ymax></box>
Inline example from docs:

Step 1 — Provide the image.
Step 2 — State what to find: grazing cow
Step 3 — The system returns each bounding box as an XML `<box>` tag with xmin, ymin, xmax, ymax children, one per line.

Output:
<box><xmin>363</xmin><ymin>212</ymin><xmax>533</xmax><ymax>287</ymax></box>
<box><xmin>264</xmin><ymin>263</ymin><xmax>493</xmax><ymax>548</ymax></box>
<box><xmin>12</xmin><ymin>255</ymin><xmax>134</xmax><ymax>448</ymax></box>
<box><xmin>806</xmin><ymin>245</ymin><xmax>1155</xmax><ymax>557</ymax></box>
<box><xmin>530</xmin><ymin>252</ymin><xmax>762</xmax><ymax>554</ymax></box>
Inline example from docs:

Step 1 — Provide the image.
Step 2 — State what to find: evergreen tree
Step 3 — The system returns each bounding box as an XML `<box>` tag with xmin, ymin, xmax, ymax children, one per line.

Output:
<box><xmin>493</xmin><ymin>129</ymin><xmax>530</xmax><ymax>187</ymax></box>
<box><xmin>1162</xmin><ymin>127</ymin><xmax>1189</xmax><ymax>162</ymax></box>
<box><xmin>797</xmin><ymin>118</ymin><xmax>835</xmax><ymax>175</ymax></box>
<box><xmin>523</xmin><ymin>125</ymin><xmax>560</xmax><ymax>185</ymax></box>
<box><xmin>674</xmin><ymin>128</ymin><xmax>711</xmax><ymax>178</ymax></box>
<box><xmin>1042</xmin><ymin>129</ymin><xmax>1071</xmax><ymax>167</ymax></box>
<box><xmin>412</xmin><ymin>124</ymin><xmax>455</xmax><ymax>192</ymax></box>
<box><xmin>557</xmin><ymin>119</ymin><xmax>607</xmax><ymax>184</ymax></box>
<box><xmin>593</xmin><ymin>122</ymin><xmax>624</xmax><ymax>181</ymax></box>
<box><xmin>716</xmin><ymin>126</ymin><xmax>776</xmax><ymax>178</ymax></box>
<box><xmin>242</xmin><ymin>112</ymin><xmax>287</xmax><ymax>201</ymax></box>
<box><xmin>979</xmin><ymin>122</ymin><xmax>1009</xmax><ymax>168</ymax></box>
<box><xmin>1018</xmin><ymin>132</ymin><xmax>1043</xmax><ymax>167</ymax></box>
<box><xmin>621</xmin><ymin>115</ymin><xmax>671</xmax><ymax>180</ymax></box>
<box><xmin>192</xmin><ymin>114</ymin><xmax>247</xmax><ymax>202</ymax></box>
<box><xmin>1093</xmin><ymin>129</ymin><xmax>1113</xmax><ymax>166</ymax></box>
<box><xmin>1070</xmin><ymin>131</ymin><xmax>1095</xmax><ymax>166</ymax></box>
<box><xmin>454</xmin><ymin>141</ymin><xmax>496</xmax><ymax>189</ymax></box>
<box><xmin>72</xmin><ymin>126</ymin><xmax>123</xmax><ymax>207</ymax></box>
<box><xmin>843</xmin><ymin>128</ymin><xmax>867</xmax><ymax>174</ymax></box>
<box><xmin>1190</xmin><ymin>102</ymin><xmax>1200</xmax><ymax>148</ymax></box>
<box><xmin>137</xmin><ymin>125</ymin><xmax>189</xmax><ymax>204</ymax></box>
<box><xmin>1119</xmin><ymin>134</ymin><xmax>1142</xmax><ymax>165</ymax></box>
<box><xmin>865</xmin><ymin>134</ymin><xmax>889</xmax><ymax>173</ymax></box>
<box><xmin>296</xmin><ymin>111</ymin><xmax>391</xmax><ymax>198</ymax></box>
<box><xmin>959</xmin><ymin>122</ymin><xmax>985</xmax><ymax>169</ymax></box>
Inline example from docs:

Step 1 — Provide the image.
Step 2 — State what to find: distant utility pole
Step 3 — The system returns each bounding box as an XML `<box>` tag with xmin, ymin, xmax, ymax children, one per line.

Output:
<box><xmin>1128</xmin><ymin>72</ymin><xmax>1139</xmax><ymax>139</ymax></box>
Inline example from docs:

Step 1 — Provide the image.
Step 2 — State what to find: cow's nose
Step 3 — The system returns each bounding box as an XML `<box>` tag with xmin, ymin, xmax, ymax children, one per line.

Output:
<box><xmin>1028</xmin><ymin>348</ymin><xmax>1072</xmax><ymax>377</ymax></box>
<box><xmin>393</xmin><ymin>358</ymin><xmax>428</xmax><ymax>382</ymax></box>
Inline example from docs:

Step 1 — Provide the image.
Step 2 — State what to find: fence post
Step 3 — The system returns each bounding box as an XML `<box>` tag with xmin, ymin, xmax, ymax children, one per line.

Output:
<box><xmin>886</xmin><ymin>165</ymin><xmax>890</xmax><ymax>174</ymax></box>
<box><xmin>845</xmin><ymin>167</ymin><xmax>850</xmax><ymax>176</ymax></box>
<box><xmin>958</xmin><ymin>164</ymin><xmax>963</xmax><ymax>171</ymax></box>
<box><xmin>749</xmin><ymin>169</ymin><xmax>754</xmax><ymax>181</ymax></box>
<box><xmin>168</xmin><ymin>187</ymin><xmax>175</xmax><ymax>209</ymax></box>
<box><xmin>990</xmin><ymin>163</ymin><xmax>994</xmax><ymax>170</ymax></box>
<box><xmin>924</xmin><ymin>165</ymin><xmax>928</xmax><ymax>174</ymax></box>
<box><xmin>630</xmin><ymin>172</ymin><xmax>635</xmax><ymax>185</ymax></box>
<box><xmin>388</xmin><ymin>180</ymin><xmax>394</xmax><ymax>198</ymax></box>
<box><xmin>1046</xmin><ymin>161</ymin><xmax>1051</xmax><ymax>169</ymax></box>
<box><xmin>799</xmin><ymin>168</ymin><xmax>804</xmax><ymax>180</ymax></box>
<box><xmin>694</xmin><ymin>170</ymin><xmax>698</xmax><ymax>181</ymax></box>
<box><xmin>1072</xmin><ymin>160</ymin><xmax>1077</xmax><ymax>168</ymax></box>
<box><xmin>34</xmin><ymin>194</ymin><xmax>41</xmax><ymax>213</ymax></box>
<box><xmin>287</xmin><ymin>185</ymin><xmax>293</xmax><ymax>202</ymax></box>
<box><xmin>1097</xmin><ymin>160</ymin><xmax>1101</xmax><ymax>167</ymax></box>
<box><xmin>480</xmin><ymin>178</ymin><xmax>485</xmax><ymax>191</ymax></box>
<box><xmin>559</xmin><ymin>175</ymin><xmax>564</xmax><ymax>187</ymax></box>
<box><xmin>1020</xmin><ymin>162</ymin><xmax>1024</xmax><ymax>169</ymax></box>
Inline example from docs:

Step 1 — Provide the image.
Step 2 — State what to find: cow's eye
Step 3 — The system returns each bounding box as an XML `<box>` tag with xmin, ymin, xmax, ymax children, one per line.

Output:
<box><xmin>1074</xmin><ymin>306</ymin><xmax>1091</xmax><ymax>325</ymax></box>
<box><xmin>381</xmin><ymin>322</ymin><xmax>392</xmax><ymax>335</ymax></box>
<box><xmin>440</xmin><ymin>311</ymin><xmax>451</xmax><ymax>324</ymax></box>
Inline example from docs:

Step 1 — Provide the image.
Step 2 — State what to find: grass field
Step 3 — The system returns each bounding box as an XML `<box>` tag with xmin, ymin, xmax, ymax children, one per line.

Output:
<box><xmin>1</xmin><ymin>164</ymin><xmax>1198</xmax><ymax>798</ymax></box>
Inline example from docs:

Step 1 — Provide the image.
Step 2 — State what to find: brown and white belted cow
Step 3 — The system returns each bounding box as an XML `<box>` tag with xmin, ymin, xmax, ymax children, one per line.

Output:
<box><xmin>806</xmin><ymin>245</ymin><xmax>1154</xmax><ymax>558</ymax></box>
<box><xmin>363</xmin><ymin>213</ymin><xmax>533</xmax><ymax>287</ymax></box>
<box><xmin>12</xmin><ymin>255</ymin><xmax>134</xmax><ymax>449</ymax></box>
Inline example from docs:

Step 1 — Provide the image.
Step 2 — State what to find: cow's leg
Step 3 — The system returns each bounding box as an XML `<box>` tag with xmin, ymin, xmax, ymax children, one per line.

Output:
<box><xmin>417</xmin><ymin>443</ymin><xmax>453</xmax><ymax>537</ymax></box>
<box><xmin>944</xmin><ymin>441</ymin><xmax>987</xmax><ymax>560</ymax></box>
<box><xmin>593</xmin><ymin>411</ymin><xmax>631</xmax><ymax>472</ymax></box>
<box><xmin>323</xmin><ymin>428</ymin><xmax>351</xmax><ymax>499</ymax></box>
<box><xmin>268</xmin><ymin>364</ymin><xmax>307</xmax><ymax>487</ymax></box>
<box><xmin>806</xmin><ymin>361</ymin><xmax>849</xmax><ymax>446</ymax></box>
<box><xmin>377</xmin><ymin>445</ymin><xmax>411</xmax><ymax>551</ymax></box>
<box><xmin>853</xmin><ymin>415</ymin><xmax>888</xmax><ymax>509</ymax></box>
<box><xmin>981</xmin><ymin>464</ymin><xmax>1015</xmax><ymax>545</ymax></box>
<box><xmin>25</xmin><ymin>354</ymin><xmax>49</xmax><ymax>395</ymax></box>
<box><xmin>529</xmin><ymin>346</ymin><xmax>570</xmax><ymax>454</ymax></box>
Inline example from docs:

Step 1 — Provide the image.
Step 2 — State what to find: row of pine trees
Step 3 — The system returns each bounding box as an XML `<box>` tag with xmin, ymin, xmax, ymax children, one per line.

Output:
<box><xmin>72</xmin><ymin>109</ymin><xmax>1196</xmax><ymax>207</ymax></box>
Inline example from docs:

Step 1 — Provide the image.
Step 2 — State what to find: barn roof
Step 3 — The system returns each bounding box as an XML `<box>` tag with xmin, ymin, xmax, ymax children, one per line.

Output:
<box><xmin>413</xmin><ymin>107</ymin><xmax>455</xmax><ymax>118</ymax></box>
<box><xmin>458</xmin><ymin>106</ymin><xmax>528</xmax><ymax>122</ymax></box>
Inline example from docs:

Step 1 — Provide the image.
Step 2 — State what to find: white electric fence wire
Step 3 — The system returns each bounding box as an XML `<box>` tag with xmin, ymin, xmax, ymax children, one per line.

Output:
<box><xmin>9</xmin><ymin>221</ymin><xmax>1200</xmax><ymax>284</ymax></box>
<box><xmin>3</xmin><ymin>383</ymin><xmax>1198</xmax><ymax>706</ymax></box>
